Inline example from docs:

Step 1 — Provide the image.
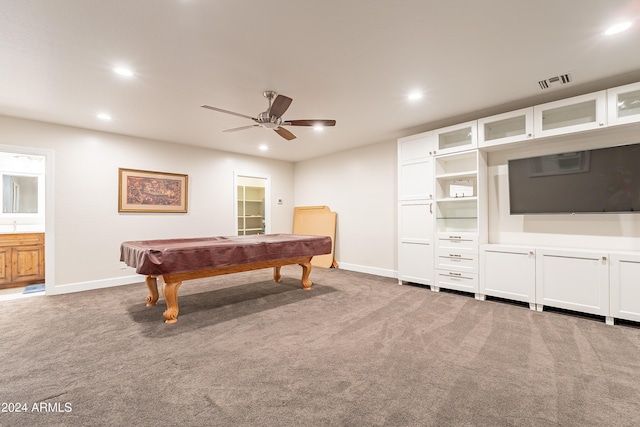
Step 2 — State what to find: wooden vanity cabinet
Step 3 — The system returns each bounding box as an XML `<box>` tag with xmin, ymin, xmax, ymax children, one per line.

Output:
<box><xmin>0</xmin><ymin>233</ymin><xmax>45</xmax><ymax>289</ymax></box>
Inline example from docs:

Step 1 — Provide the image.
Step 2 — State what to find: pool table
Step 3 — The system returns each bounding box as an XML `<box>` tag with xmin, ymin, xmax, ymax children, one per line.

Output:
<box><xmin>120</xmin><ymin>234</ymin><xmax>332</xmax><ymax>323</ymax></box>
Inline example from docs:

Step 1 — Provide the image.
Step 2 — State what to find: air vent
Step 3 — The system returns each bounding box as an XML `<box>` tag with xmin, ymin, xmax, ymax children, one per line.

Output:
<box><xmin>538</xmin><ymin>73</ymin><xmax>572</xmax><ymax>90</ymax></box>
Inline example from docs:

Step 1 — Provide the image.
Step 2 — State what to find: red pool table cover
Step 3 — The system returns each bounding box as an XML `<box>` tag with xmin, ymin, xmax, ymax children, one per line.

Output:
<box><xmin>120</xmin><ymin>233</ymin><xmax>332</xmax><ymax>276</ymax></box>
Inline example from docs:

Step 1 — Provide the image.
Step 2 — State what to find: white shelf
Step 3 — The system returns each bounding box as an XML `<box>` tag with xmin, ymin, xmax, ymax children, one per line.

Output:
<box><xmin>436</xmin><ymin>196</ymin><xmax>478</xmax><ymax>203</ymax></box>
<box><xmin>237</xmin><ymin>184</ymin><xmax>265</xmax><ymax>236</ymax></box>
<box><xmin>435</xmin><ymin>170</ymin><xmax>477</xmax><ymax>179</ymax></box>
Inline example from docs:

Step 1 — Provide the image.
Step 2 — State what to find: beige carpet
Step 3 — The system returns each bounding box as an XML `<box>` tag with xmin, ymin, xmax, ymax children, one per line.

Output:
<box><xmin>1</xmin><ymin>266</ymin><xmax>640</xmax><ymax>426</ymax></box>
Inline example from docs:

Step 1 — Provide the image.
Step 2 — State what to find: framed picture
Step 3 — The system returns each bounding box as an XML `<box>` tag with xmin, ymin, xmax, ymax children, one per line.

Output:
<box><xmin>118</xmin><ymin>168</ymin><xmax>188</xmax><ymax>213</ymax></box>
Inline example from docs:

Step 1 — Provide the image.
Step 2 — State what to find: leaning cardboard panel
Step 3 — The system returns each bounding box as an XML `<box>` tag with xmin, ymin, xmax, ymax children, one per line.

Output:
<box><xmin>292</xmin><ymin>206</ymin><xmax>337</xmax><ymax>268</ymax></box>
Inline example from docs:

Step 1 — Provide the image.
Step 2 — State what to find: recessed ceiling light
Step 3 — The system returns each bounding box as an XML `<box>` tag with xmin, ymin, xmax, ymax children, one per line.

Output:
<box><xmin>97</xmin><ymin>113</ymin><xmax>112</xmax><ymax>121</ymax></box>
<box><xmin>113</xmin><ymin>67</ymin><xmax>134</xmax><ymax>77</ymax></box>
<box><xmin>259</xmin><ymin>144</ymin><xmax>268</xmax><ymax>151</ymax></box>
<box><xmin>313</xmin><ymin>125</ymin><xmax>324</xmax><ymax>131</ymax></box>
<box><xmin>604</xmin><ymin>21</ymin><xmax>633</xmax><ymax>36</ymax></box>
<box><xmin>407</xmin><ymin>91</ymin><xmax>423</xmax><ymax>101</ymax></box>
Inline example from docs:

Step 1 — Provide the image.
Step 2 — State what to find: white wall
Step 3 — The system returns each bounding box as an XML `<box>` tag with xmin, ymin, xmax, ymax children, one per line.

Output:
<box><xmin>294</xmin><ymin>140</ymin><xmax>397</xmax><ymax>277</ymax></box>
<box><xmin>0</xmin><ymin>115</ymin><xmax>295</xmax><ymax>294</ymax></box>
<box><xmin>487</xmin><ymin>124</ymin><xmax>640</xmax><ymax>251</ymax></box>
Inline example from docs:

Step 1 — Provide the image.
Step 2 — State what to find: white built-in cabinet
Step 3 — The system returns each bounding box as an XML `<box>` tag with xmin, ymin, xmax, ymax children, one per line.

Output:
<box><xmin>478</xmin><ymin>108</ymin><xmax>534</xmax><ymax>148</ymax></box>
<box><xmin>397</xmin><ymin>132</ymin><xmax>435</xmax><ymax>286</ymax></box>
<box><xmin>535</xmin><ymin>248</ymin><xmax>611</xmax><ymax>323</ymax></box>
<box><xmin>398</xmin><ymin>200</ymin><xmax>434</xmax><ymax>286</ymax></box>
<box><xmin>433</xmin><ymin>121</ymin><xmax>478</xmax><ymax>155</ymax></box>
<box><xmin>434</xmin><ymin>150</ymin><xmax>485</xmax><ymax>234</ymax></box>
<box><xmin>607</xmin><ymin>81</ymin><xmax>640</xmax><ymax>126</ymax></box>
<box><xmin>432</xmin><ymin>150</ymin><xmax>486</xmax><ymax>298</ymax></box>
<box><xmin>479</xmin><ymin>245</ymin><xmax>536</xmax><ymax>309</ymax></box>
<box><xmin>533</xmin><ymin>91</ymin><xmax>607</xmax><ymax>138</ymax></box>
<box><xmin>610</xmin><ymin>252</ymin><xmax>640</xmax><ymax>323</ymax></box>
<box><xmin>398</xmin><ymin>80</ymin><xmax>640</xmax><ymax>325</ymax></box>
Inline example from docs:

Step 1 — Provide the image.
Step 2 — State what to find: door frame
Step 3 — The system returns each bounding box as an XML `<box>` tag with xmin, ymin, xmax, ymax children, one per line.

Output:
<box><xmin>0</xmin><ymin>144</ymin><xmax>55</xmax><ymax>295</ymax></box>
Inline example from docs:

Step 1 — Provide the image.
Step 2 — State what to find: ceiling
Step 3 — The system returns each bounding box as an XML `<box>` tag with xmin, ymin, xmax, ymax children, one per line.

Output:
<box><xmin>1</xmin><ymin>0</ymin><xmax>640</xmax><ymax>162</ymax></box>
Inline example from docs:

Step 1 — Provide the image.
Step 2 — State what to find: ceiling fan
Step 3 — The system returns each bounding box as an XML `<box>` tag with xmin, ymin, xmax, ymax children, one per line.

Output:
<box><xmin>201</xmin><ymin>91</ymin><xmax>336</xmax><ymax>141</ymax></box>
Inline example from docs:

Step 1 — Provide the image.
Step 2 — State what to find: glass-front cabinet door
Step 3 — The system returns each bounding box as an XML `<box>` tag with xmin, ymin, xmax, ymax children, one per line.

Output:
<box><xmin>533</xmin><ymin>91</ymin><xmax>607</xmax><ymax>138</ymax></box>
<box><xmin>608</xmin><ymin>81</ymin><xmax>640</xmax><ymax>126</ymax></box>
<box><xmin>433</xmin><ymin>121</ymin><xmax>477</xmax><ymax>155</ymax></box>
<box><xmin>478</xmin><ymin>108</ymin><xmax>534</xmax><ymax>148</ymax></box>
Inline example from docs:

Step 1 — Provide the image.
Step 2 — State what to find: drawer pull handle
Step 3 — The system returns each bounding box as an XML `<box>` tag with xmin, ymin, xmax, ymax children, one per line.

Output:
<box><xmin>449</xmin><ymin>254</ymin><xmax>461</xmax><ymax>257</ymax></box>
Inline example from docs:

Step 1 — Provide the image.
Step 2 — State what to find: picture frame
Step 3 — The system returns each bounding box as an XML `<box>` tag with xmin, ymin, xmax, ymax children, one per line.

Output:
<box><xmin>118</xmin><ymin>168</ymin><xmax>188</xmax><ymax>213</ymax></box>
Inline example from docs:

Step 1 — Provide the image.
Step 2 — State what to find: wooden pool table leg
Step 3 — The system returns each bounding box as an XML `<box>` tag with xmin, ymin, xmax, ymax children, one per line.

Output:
<box><xmin>145</xmin><ymin>276</ymin><xmax>159</xmax><ymax>306</ymax></box>
<box><xmin>273</xmin><ymin>266</ymin><xmax>282</xmax><ymax>282</ymax></box>
<box><xmin>299</xmin><ymin>260</ymin><xmax>312</xmax><ymax>290</ymax></box>
<box><xmin>162</xmin><ymin>279</ymin><xmax>183</xmax><ymax>324</ymax></box>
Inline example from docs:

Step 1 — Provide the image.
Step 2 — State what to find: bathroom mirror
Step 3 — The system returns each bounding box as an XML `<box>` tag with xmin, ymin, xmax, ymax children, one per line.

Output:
<box><xmin>2</xmin><ymin>175</ymin><xmax>39</xmax><ymax>213</ymax></box>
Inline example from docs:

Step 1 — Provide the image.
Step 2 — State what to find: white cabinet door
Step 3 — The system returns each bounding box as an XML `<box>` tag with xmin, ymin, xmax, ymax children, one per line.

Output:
<box><xmin>610</xmin><ymin>252</ymin><xmax>640</xmax><ymax>322</ymax></box>
<box><xmin>535</xmin><ymin>248</ymin><xmax>609</xmax><ymax>316</ymax></box>
<box><xmin>398</xmin><ymin>134</ymin><xmax>434</xmax><ymax>286</ymax></box>
<box><xmin>607</xmin><ymin>81</ymin><xmax>640</xmax><ymax>126</ymax></box>
<box><xmin>433</xmin><ymin>121</ymin><xmax>478</xmax><ymax>155</ymax></box>
<box><xmin>533</xmin><ymin>91</ymin><xmax>607</xmax><ymax>138</ymax></box>
<box><xmin>398</xmin><ymin>157</ymin><xmax>433</xmax><ymax>201</ymax></box>
<box><xmin>398</xmin><ymin>131</ymin><xmax>434</xmax><ymax>160</ymax></box>
<box><xmin>478</xmin><ymin>108</ymin><xmax>534</xmax><ymax>148</ymax></box>
<box><xmin>398</xmin><ymin>133</ymin><xmax>433</xmax><ymax>200</ymax></box>
<box><xmin>480</xmin><ymin>245</ymin><xmax>535</xmax><ymax>306</ymax></box>
<box><xmin>398</xmin><ymin>200</ymin><xmax>434</xmax><ymax>285</ymax></box>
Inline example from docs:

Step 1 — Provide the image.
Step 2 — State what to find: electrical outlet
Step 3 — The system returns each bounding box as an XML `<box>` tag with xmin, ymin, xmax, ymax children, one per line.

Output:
<box><xmin>119</xmin><ymin>261</ymin><xmax>128</xmax><ymax>270</ymax></box>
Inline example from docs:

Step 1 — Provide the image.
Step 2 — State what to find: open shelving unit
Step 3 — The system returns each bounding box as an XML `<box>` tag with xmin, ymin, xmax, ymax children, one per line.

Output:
<box><xmin>434</xmin><ymin>151</ymin><xmax>480</xmax><ymax>233</ymax></box>
<box><xmin>237</xmin><ymin>185</ymin><xmax>265</xmax><ymax>235</ymax></box>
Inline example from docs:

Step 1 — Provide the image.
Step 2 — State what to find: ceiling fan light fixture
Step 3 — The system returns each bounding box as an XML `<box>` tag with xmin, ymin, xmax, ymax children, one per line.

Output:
<box><xmin>313</xmin><ymin>125</ymin><xmax>324</xmax><ymax>131</ymax></box>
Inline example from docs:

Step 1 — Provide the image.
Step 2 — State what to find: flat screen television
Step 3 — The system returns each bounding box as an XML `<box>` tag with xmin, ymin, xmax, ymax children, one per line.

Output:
<box><xmin>508</xmin><ymin>142</ymin><xmax>640</xmax><ymax>214</ymax></box>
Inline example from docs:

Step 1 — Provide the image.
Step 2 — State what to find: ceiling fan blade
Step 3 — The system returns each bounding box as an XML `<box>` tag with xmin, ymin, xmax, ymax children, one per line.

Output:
<box><xmin>269</xmin><ymin>95</ymin><xmax>293</xmax><ymax>118</ymax></box>
<box><xmin>201</xmin><ymin>105</ymin><xmax>256</xmax><ymax>121</ymax></box>
<box><xmin>223</xmin><ymin>124</ymin><xmax>259</xmax><ymax>132</ymax></box>
<box><xmin>283</xmin><ymin>119</ymin><xmax>336</xmax><ymax>127</ymax></box>
<box><xmin>274</xmin><ymin>127</ymin><xmax>296</xmax><ymax>140</ymax></box>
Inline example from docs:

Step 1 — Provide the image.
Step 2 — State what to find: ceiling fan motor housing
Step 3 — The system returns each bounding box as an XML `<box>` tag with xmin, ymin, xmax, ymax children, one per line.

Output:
<box><xmin>257</xmin><ymin>111</ymin><xmax>282</xmax><ymax>129</ymax></box>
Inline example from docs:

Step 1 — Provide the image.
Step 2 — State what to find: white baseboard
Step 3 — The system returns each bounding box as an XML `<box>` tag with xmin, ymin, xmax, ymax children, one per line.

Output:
<box><xmin>46</xmin><ymin>264</ymin><xmax>399</xmax><ymax>295</ymax></box>
<box><xmin>47</xmin><ymin>274</ymin><xmax>144</xmax><ymax>295</ymax></box>
<box><xmin>337</xmin><ymin>262</ymin><xmax>397</xmax><ymax>279</ymax></box>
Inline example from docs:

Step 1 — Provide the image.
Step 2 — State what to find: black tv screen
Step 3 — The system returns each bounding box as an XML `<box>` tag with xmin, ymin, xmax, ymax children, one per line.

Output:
<box><xmin>508</xmin><ymin>142</ymin><xmax>640</xmax><ymax>214</ymax></box>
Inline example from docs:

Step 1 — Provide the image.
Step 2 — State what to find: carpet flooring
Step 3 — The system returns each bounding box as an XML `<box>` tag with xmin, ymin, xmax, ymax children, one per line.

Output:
<box><xmin>1</xmin><ymin>266</ymin><xmax>640</xmax><ymax>426</ymax></box>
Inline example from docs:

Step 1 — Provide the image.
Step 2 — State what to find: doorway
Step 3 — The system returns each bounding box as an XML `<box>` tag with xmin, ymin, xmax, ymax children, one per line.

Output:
<box><xmin>234</xmin><ymin>172</ymin><xmax>271</xmax><ymax>236</ymax></box>
<box><xmin>0</xmin><ymin>146</ymin><xmax>53</xmax><ymax>298</ymax></box>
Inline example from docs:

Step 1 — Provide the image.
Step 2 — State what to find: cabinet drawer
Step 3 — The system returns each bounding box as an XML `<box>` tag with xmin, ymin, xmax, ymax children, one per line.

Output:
<box><xmin>436</xmin><ymin>233</ymin><xmax>478</xmax><ymax>253</ymax></box>
<box><xmin>435</xmin><ymin>270</ymin><xmax>478</xmax><ymax>293</ymax></box>
<box><xmin>436</xmin><ymin>251</ymin><xmax>478</xmax><ymax>273</ymax></box>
